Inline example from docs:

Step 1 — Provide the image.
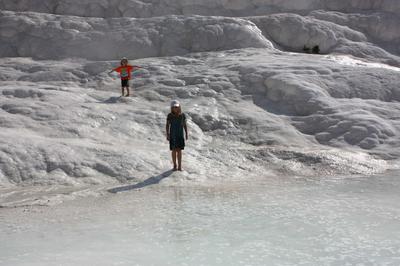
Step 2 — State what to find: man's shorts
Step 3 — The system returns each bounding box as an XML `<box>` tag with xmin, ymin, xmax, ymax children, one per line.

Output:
<box><xmin>121</xmin><ymin>79</ymin><xmax>129</xmax><ymax>87</ymax></box>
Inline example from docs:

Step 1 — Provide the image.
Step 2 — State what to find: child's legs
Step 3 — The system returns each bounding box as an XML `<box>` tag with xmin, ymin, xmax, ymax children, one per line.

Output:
<box><xmin>171</xmin><ymin>150</ymin><xmax>177</xmax><ymax>168</ymax></box>
<box><xmin>177</xmin><ymin>149</ymin><xmax>182</xmax><ymax>169</ymax></box>
<box><xmin>125</xmin><ymin>80</ymin><xmax>130</xmax><ymax>96</ymax></box>
<box><xmin>121</xmin><ymin>79</ymin><xmax>129</xmax><ymax>96</ymax></box>
<box><xmin>122</xmin><ymin>87</ymin><xmax>129</xmax><ymax>96</ymax></box>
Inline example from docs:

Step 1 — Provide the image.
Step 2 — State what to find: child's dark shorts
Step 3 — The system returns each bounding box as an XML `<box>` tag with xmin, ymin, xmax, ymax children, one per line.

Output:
<box><xmin>121</xmin><ymin>79</ymin><xmax>129</xmax><ymax>87</ymax></box>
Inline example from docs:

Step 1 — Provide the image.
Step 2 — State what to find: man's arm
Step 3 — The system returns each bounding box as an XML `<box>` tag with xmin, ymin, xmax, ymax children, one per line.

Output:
<box><xmin>166</xmin><ymin>116</ymin><xmax>170</xmax><ymax>141</ymax></box>
<box><xmin>109</xmin><ymin>67</ymin><xmax>119</xmax><ymax>74</ymax></box>
<box><xmin>132</xmin><ymin>65</ymin><xmax>142</xmax><ymax>72</ymax></box>
<box><xmin>184</xmin><ymin>124</ymin><xmax>188</xmax><ymax>140</ymax></box>
<box><xmin>183</xmin><ymin>116</ymin><xmax>188</xmax><ymax>140</ymax></box>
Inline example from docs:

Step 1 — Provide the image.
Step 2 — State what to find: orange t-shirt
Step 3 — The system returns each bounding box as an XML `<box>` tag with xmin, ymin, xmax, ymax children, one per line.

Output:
<box><xmin>113</xmin><ymin>65</ymin><xmax>139</xmax><ymax>80</ymax></box>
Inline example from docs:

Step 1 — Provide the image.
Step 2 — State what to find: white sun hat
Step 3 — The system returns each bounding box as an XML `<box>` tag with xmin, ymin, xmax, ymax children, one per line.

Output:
<box><xmin>171</xmin><ymin>100</ymin><xmax>180</xmax><ymax>107</ymax></box>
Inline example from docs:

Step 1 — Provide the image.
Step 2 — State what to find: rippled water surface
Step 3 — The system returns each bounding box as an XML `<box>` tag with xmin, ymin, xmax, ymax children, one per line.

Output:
<box><xmin>1</xmin><ymin>171</ymin><xmax>400</xmax><ymax>266</ymax></box>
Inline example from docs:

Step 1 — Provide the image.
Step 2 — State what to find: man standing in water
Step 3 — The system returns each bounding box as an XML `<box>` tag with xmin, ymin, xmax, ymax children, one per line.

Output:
<box><xmin>166</xmin><ymin>100</ymin><xmax>188</xmax><ymax>171</ymax></box>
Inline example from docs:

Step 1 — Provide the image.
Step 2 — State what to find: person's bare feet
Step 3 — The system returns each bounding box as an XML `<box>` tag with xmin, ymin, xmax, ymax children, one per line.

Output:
<box><xmin>173</xmin><ymin>165</ymin><xmax>178</xmax><ymax>171</ymax></box>
<box><xmin>178</xmin><ymin>167</ymin><xmax>182</xmax><ymax>171</ymax></box>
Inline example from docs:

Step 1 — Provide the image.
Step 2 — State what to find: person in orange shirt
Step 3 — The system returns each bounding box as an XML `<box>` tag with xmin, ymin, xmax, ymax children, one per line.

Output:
<box><xmin>110</xmin><ymin>58</ymin><xmax>141</xmax><ymax>97</ymax></box>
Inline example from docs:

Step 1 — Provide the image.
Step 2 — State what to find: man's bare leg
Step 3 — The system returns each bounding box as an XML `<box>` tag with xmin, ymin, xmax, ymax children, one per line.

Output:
<box><xmin>172</xmin><ymin>150</ymin><xmax>177</xmax><ymax>170</ymax></box>
<box><xmin>177</xmin><ymin>149</ymin><xmax>182</xmax><ymax>171</ymax></box>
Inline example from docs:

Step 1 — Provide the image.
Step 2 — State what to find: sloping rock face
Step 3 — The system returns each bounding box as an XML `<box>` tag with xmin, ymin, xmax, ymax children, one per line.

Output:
<box><xmin>0</xmin><ymin>11</ymin><xmax>273</xmax><ymax>60</ymax></box>
<box><xmin>1</xmin><ymin>0</ymin><xmax>399</xmax><ymax>18</ymax></box>
<box><xmin>0</xmin><ymin>10</ymin><xmax>399</xmax><ymax>65</ymax></box>
<box><xmin>0</xmin><ymin>0</ymin><xmax>400</xmax><ymax>190</ymax></box>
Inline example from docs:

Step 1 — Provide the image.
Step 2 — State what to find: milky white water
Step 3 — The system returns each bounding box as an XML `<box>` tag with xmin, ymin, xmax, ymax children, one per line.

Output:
<box><xmin>1</xmin><ymin>171</ymin><xmax>399</xmax><ymax>266</ymax></box>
